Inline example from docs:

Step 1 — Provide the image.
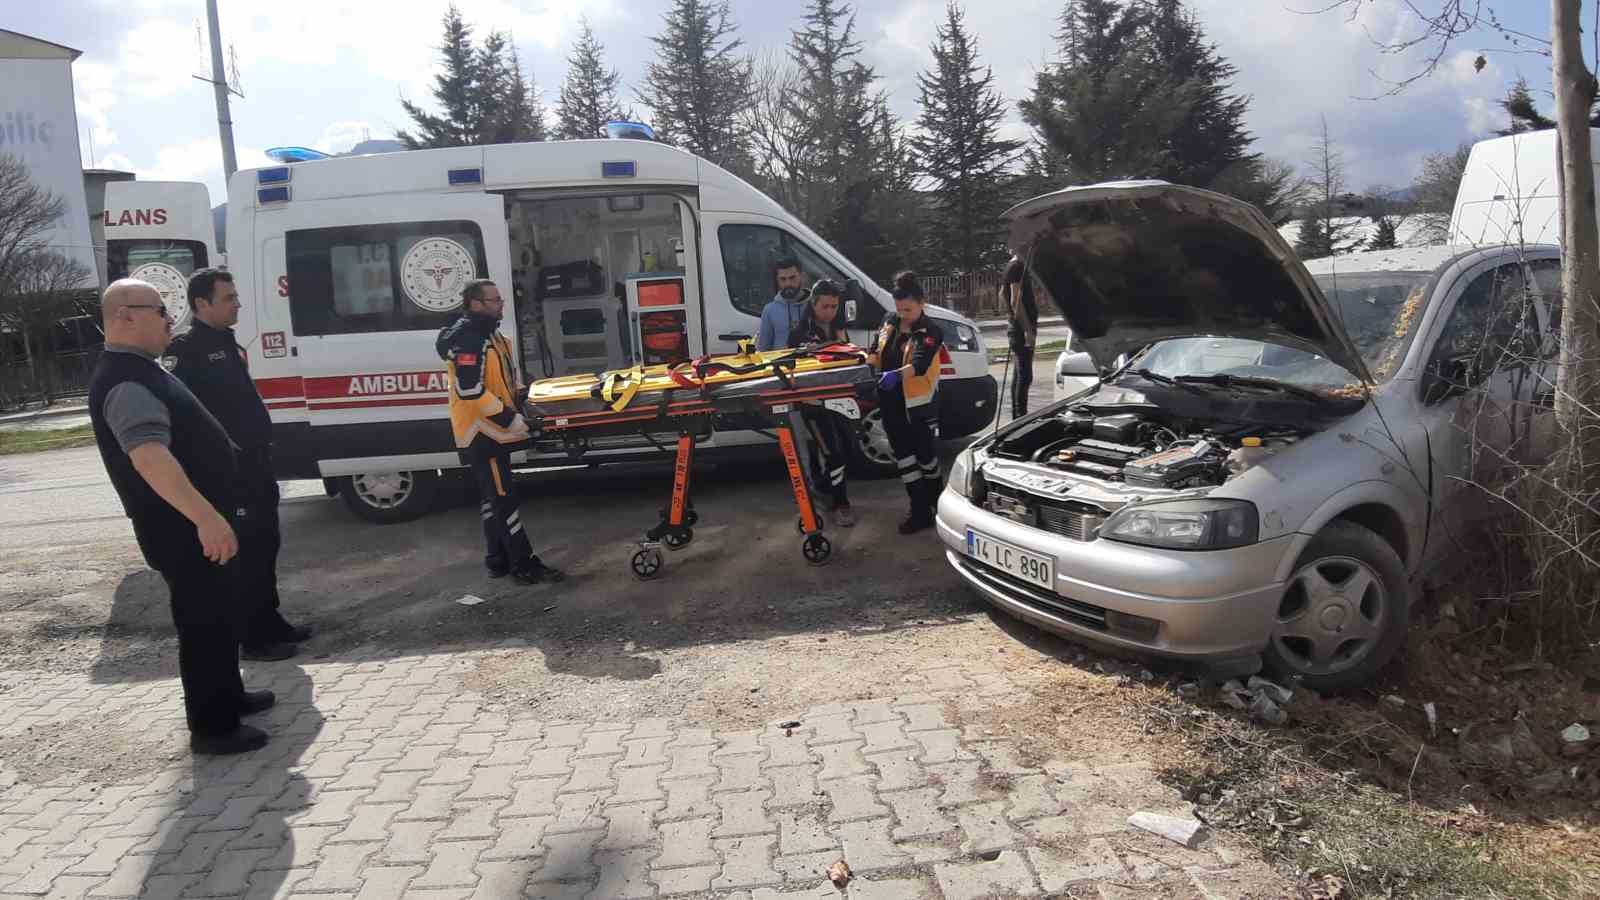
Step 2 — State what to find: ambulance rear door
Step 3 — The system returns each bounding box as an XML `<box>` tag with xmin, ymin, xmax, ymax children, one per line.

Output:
<box><xmin>263</xmin><ymin>192</ymin><xmax>512</xmax><ymax>475</ymax></box>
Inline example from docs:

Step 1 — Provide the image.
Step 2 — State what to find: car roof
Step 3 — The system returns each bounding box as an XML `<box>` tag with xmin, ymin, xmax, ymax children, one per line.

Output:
<box><xmin>1300</xmin><ymin>243</ymin><xmax>1559</xmax><ymax>276</ymax></box>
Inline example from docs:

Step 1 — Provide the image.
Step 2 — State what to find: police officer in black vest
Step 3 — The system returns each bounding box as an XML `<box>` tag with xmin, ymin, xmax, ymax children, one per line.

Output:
<box><xmin>168</xmin><ymin>268</ymin><xmax>311</xmax><ymax>661</ymax></box>
<box><xmin>88</xmin><ymin>279</ymin><xmax>275</xmax><ymax>755</ymax></box>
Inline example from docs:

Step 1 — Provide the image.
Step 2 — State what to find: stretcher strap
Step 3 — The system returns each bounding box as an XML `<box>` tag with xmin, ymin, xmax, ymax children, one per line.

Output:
<box><xmin>599</xmin><ymin>365</ymin><xmax>646</xmax><ymax>411</ymax></box>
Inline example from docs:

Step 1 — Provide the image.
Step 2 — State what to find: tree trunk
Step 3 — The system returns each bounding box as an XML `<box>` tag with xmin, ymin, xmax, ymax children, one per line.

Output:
<box><xmin>1554</xmin><ymin>0</ymin><xmax>1600</xmax><ymax>444</ymax></box>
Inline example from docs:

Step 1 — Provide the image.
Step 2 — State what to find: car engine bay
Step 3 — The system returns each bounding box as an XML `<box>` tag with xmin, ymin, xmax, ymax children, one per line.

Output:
<box><xmin>987</xmin><ymin>406</ymin><xmax>1306</xmax><ymax>489</ymax></box>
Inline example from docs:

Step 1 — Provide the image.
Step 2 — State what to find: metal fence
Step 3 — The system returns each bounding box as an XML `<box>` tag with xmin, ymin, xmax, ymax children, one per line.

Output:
<box><xmin>0</xmin><ymin>347</ymin><xmax>100</xmax><ymax>411</ymax></box>
<box><xmin>921</xmin><ymin>271</ymin><xmax>1008</xmax><ymax>320</ymax></box>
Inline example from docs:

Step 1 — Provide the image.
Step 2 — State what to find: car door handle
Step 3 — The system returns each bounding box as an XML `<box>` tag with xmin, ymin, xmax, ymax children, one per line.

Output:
<box><xmin>717</xmin><ymin>333</ymin><xmax>751</xmax><ymax>342</ymax></box>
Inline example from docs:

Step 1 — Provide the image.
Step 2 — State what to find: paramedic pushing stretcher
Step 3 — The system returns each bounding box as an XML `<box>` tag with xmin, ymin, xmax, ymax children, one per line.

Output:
<box><xmin>437</xmin><ymin>279</ymin><xmax>565</xmax><ymax>586</ymax></box>
<box><xmin>870</xmin><ymin>271</ymin><xmax>943</xmax><ymax>534</ymax></box>
<box><xmin>787</xmin><ymin>279</ymin><xmax>856</xmax><ymax>528</ymax></box>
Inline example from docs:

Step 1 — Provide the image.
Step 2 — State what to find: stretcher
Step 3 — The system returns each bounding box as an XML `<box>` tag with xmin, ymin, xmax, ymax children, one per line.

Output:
<box><xmin>522</xmin><ymin>341</ymin><xmax>877</xmax><ymax>579</ymax></box>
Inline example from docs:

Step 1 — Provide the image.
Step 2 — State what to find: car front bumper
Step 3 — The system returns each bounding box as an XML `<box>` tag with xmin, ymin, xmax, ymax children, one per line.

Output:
<box><xmin>936</xmin><ymin>490</ymin><xmax>1291</xmax><ymax>673</ymax></box>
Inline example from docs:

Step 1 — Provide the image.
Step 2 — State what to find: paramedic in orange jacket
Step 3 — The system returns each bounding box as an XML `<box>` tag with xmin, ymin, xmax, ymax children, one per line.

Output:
<box><xmin>869</xmin><ymin>271</ymin><xmax>944</xmax><ymax>534</ymax></box>
<box><xmin>436</xmin><ymin>279</ymin><xmax>565</xmax><ymax>585</ymax></box>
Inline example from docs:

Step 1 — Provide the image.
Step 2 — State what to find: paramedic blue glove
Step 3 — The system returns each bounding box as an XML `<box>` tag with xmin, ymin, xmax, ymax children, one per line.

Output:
<box><xmin>877</xmin><ymin>370</ymin><xmax>901</xmax><ymax>393</ymax></box>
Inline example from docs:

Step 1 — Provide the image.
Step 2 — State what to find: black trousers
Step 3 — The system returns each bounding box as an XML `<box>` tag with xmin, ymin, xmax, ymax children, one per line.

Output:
<box><xmin>801</xmin><ymin>405</ymin><xmax>852</xmax><ymax>508</ymax></box>
<box><xmin>880</xmin><ymin>390</ymin><xmax>939</xmax><ymax>515</ymax></box>
<box><xmin>135</xmin><ymin>523</ymin><xmax>246</xmax><ymax>737</ymax></box>
<box><xmin>236</xmin><ymin>449</ymin><xmax>289</xmax><ymax>646</ymax></box>
<box><xmin>1010</xmin><ymin>343</ymin><xmax>1035</xmax><ymax>419</ymax></box>
<box><xmin>469</xmin><ymin>448</ymin><xmax>533</xmax><ymax>572</ymax></box>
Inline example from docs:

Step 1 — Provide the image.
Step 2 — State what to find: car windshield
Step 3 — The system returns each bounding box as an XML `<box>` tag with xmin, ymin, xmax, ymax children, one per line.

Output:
<box><xmin>1118</xmin><ymin>270</ymin><xmax>1432</xmax><ymax>390</ymax></box>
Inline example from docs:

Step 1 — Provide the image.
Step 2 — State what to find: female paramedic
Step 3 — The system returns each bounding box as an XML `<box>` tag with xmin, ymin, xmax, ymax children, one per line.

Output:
<box><xmin>787</xmin><ymin>279</ymin><xmax>856</xmax><ymax>527</ymax></box>
<box><xmin>869</xmin><ymin>271</ymin><xmax>944</xmax><ymax>535</ymax></box>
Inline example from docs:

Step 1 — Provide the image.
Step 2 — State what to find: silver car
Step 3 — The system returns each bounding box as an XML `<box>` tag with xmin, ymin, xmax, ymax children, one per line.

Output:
<box><xmin>938</xmin><ymin>181</ymin><xmax>1560</xmax><ymax>690</ymax></box>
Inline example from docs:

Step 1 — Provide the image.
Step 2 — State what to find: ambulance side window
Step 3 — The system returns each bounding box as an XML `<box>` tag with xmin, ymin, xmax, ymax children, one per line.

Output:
<box><xmin>718</xmin><ymin>224</ymin><xmax>849</xmax><ymax>318</ymax></box>
<box><xmin>286</xmin><ymin>220</ymin><xmax>489</xmax><ymax>336</ymax></box>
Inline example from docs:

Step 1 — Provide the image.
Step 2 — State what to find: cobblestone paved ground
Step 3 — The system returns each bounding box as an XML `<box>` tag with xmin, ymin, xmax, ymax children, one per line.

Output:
<box><xmin>0</xmin><ymin>645</ymin><xmax>1280</xmax><ymax>900</ymax></box>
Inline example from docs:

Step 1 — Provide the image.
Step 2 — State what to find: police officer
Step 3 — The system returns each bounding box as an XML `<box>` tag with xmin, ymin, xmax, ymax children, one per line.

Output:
<box><xmin>89</xmin><ymin>279</ymin><xmax>274</xmax><ymax>755</ymax></box>
<box><xmin>168</xmin><ymin>268</ymin><xmax>311</xmax><ymax>661</ymax></box>
<box><xmin>869</xmin><ymin>271</ymin><xmax>944</xmax><ymax>534</ymax></box>
<box><xmin>436</xmin><ymin>279</ymin><xmax>565</xmax><ymax>585</ymax></box>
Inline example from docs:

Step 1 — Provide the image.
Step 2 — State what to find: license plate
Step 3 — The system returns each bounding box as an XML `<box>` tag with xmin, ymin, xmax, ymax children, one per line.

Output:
<box><xmin>966</xmin><ymin>529</ymin><xmax>1054</xmax><ymax>590</ymax></box>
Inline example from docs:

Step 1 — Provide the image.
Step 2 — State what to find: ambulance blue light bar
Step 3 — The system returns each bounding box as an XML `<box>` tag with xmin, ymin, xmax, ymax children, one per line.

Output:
<box><xmin>448</xmin><ymin>167</ymin><xmax>483</xmax><ymax>186</ymax></box>
<box><xmin>257</xmin><ymin>186</ymin><xmax>291</xmax><ymax>205</ymax></box>
<box><xmin>257</xmin><ymin>167</ymin><xmax>291</xmax><ymax>185</ymax></box>
<box><xmin>265</xmin><ymin>146</ymin><xmax>331</xmax><ymax>163</ymax></box>
<box><xmin>601</xmin><ymin>161</ymin><xmax>636</xmax><ymax>178</ymax></box>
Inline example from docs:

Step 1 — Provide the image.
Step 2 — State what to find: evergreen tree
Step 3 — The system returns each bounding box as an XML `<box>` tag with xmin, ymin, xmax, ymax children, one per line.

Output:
<box><xmin>639</xmin><ymin>0</ymin><xmax>753</xmax><ymax>168</ymax></box>
<box><xmin>912</xmin><ymin>2</ymin><xmax>1021</xmax><ymax>272</ymax></box>
<box><xmin>557</xmin><ymin>19</ymin><xmax>627</xmax><ymax>140</ymax></box>
<box><xmin>481</xmin><ymin>38</ymin><xmax>546</xmax><ymax>143</ymax></box>
<box><xmin>1142</xmin><ymin>0</ymin><xmax>1255</xmax><ymax>187</ymax></box>
<box><xmin>399</xmin><ymin>5</ymin><xmax>481</xmax><ymax>148</ymax></box>
<box><xmin>1019</xmin><ymin>0</ymin><xmax>1182</xmax><ymax>183</ymax></box>
<box><xmin>785</xmin><ymin>0</ymin><xmax>907</xmax><ymax>270</ymax></box>
<box><xmin>1368</xmin><ymin>216</ymin><xmax>1400</xmax><ymax>250</ymax></box>
<box><xmin>1497</xmin><ymin>76</ymin><xmax>1556</xmax><ymax>135</ymax></box>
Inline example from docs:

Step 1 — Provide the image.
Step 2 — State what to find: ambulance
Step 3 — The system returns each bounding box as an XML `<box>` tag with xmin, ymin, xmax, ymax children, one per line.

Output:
<box><xmin>1448</xmin><ymin>128</ymin><xmax>1580</xmax><ymax>247</ymax></box>
<box><xmin>95</xmin><ymin>179</ymin><xmax>221</xmax><ymax>326</ymax></box>
<box><xmin>221</xmin><ymin>139</ymin><xmax>999</xmax><ymax>522</ymax></box>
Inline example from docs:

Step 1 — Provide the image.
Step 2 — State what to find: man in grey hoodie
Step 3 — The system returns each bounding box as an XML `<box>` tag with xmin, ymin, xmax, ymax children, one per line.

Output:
<box><xmin>756</xmin><ymin>258</ymin><xmax>808</xmax><ymax>351</ymax></box>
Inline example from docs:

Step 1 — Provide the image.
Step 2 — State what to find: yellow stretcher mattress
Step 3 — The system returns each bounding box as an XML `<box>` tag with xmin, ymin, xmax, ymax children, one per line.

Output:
<box><xmin>524</xmin><ymin>343</ymin><xmax>871</xmax><ymax>417</ymax></box>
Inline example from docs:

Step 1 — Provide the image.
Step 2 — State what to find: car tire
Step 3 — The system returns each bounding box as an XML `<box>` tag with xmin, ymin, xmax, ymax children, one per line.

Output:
<box><xmin>338</xmin><ymin>470</ymin><xmax>441</xmax><ymax>525</ymax></box>
<box><xmin>1262</xmin><ymin>520</ymin><xmax>1410</xmax><ymax>692</ymax></box>
<box><xmin>848</xmin><ymin>407</ymin><xmax>899</xmax><ymax>479</ymax></box>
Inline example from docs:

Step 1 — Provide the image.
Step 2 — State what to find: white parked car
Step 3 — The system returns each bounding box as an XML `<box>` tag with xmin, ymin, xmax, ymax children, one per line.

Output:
<box><xmin>938</xmin><ymin>180</ymin><xmax>1560</xmax><ymax>689</ymax></box>
<box><xmin>1053</xmin><ymin>340</ymin><xmax>1100</xmax><ymax>402</ymax></box>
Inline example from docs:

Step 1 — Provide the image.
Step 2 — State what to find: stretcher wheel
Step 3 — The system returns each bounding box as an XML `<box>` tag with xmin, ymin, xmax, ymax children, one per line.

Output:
<box><xmin>801</xmin><ymin>532</ymin><xmax>833</xmax><ymax>566</ymax></box>
<box><xmin>663</xmin><ymin>527</ymin><xmax>693</xmax><ymax>551</ymax></box>
<box><xmin>631</xmin><ymin>546</ymin><xmax>665</xmax><ymax>580</ymax></box>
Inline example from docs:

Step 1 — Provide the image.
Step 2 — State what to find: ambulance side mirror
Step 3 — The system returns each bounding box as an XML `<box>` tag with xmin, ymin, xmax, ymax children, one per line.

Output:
<box><xmin>844</xmin><ymin>279</ymin><xmax>882</xmax><ymax>329</ymax></box>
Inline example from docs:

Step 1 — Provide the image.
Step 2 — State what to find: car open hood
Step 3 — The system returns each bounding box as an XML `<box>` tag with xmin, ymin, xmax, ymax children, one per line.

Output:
<box><xmin>1004</xmin><ymin>181</ymin><xmax>1373</xmax><ymax>383</ymax></box>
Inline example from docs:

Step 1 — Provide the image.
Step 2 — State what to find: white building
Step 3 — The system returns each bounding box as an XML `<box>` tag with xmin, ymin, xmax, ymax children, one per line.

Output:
<box><xmin>0</xmin><ymin>29</ymin><xmax>97</xmax><ymax>289</ymax></box>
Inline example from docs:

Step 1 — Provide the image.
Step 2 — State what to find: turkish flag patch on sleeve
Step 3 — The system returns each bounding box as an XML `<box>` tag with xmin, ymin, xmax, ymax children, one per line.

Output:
<box><xmin>923</xmin><ymin>336</ymin><xmax>936</xmax><ymax>347</ymax></box>
<box><xmin>456</xmin><ymin>352</ymin><xmax>478</xmax><ymax>365</ymax></box>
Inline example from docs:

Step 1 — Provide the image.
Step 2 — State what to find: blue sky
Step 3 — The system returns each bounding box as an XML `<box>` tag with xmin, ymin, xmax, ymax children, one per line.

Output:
<box><xmin>14</xmin><ymin>0</ymin><xmax>1564</xmax><ymax>202</ymax></box>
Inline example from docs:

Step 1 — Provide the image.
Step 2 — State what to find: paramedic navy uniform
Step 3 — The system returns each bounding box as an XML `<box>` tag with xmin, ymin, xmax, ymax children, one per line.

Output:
<box><xmin>871</xmin><ymin>314</ymin><xmax>944</xmax><ymax>520</ymax></box>
<box><xmin>168</xmin><ymin>320</ymin><xmax>297</xmax><ymax>648</ymax></box>
<box><xmin>89</xmin><ymin>345</ymin><xmax>248</xmax><ymax>738</ymax></box>
<box><xmin>436</xmin><ymin>312</ymin><xmax>547</xmax><ymax>578</ymax></box>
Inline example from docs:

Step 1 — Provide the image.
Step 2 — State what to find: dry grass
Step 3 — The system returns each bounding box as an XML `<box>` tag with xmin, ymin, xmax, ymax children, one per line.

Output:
<box><xmin>0</xmin><ymin>423</ymin><xmax>95</xmax><ymax>455</ymax></box>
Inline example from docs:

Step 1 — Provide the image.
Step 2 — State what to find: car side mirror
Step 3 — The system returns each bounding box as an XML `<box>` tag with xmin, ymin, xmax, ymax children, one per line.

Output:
<box><xmin>1059</xmin><ymin>351</ymin><xmax>1098</xmax><ymax>378</ymax></box>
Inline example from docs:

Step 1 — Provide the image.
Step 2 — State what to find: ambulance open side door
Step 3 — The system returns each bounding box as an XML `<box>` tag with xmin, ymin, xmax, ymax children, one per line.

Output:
<box><xmin>261</xmin><ymin>192</ymin><xmax>513</xmax><ymax>475</ymax></box>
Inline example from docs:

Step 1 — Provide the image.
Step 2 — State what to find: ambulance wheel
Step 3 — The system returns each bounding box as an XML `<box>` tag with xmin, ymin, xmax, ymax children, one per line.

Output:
<box><xmin>802</xmin><ymin>533</ymin><xmax>833</xmax><ymax>566</ymax></box>
<box><xmin>849</xmin><ymin>408</ymin><xmax>899</xmax><ymax>479</ymax></box>
<box><xmin>340</xmin><ymin>470</ymin><xmax>440</xmax><ymax>525</ymax></box>
<box><xmin>631</xmin><ymin>547</ymin><xmax>665</xmax><ymax>580</ymax></box>
<box><xmin>663</xmin><ymin>528</ymin><xmax>693</xmax><ymax>551</ymax></box>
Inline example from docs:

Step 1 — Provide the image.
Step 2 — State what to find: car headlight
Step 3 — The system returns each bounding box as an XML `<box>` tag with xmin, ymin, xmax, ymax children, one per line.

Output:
<box><xmin>950</xmin><ymin>323</ymin><xmax>978</xmax><ymax>353</ymax></box>
<box><xmin>947</xmin><ymin>446</ymin><xmax>974</xmax><ymax>498</ymax></box>
<box><xmin>1100</xmin><ymin>499</ymin><xmax>1258</xmax><ymax>550</ymax></box>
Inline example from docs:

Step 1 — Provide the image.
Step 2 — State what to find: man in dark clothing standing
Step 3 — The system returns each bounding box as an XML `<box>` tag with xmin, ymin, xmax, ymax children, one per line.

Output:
<box><xmin>89</xmin><ymin>279</ymin><xmax>274</xmax><ymax>756</ymax></box>
<box><xmin>168</xmin><ymin>268</ymin><xmax>311</xmax><ymax>661</ymax></box>
<box><xmin>1003</xmin><ymin>253</ymin><xmax>1039</xmax><ymax>419</ymax></box>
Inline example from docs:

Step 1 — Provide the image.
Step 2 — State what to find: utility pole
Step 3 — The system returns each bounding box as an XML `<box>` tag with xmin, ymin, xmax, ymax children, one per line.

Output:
<box><xmin>205</xmin><ymin>0</ymin><xmax>238</xmax><ymax>179</ymax></box>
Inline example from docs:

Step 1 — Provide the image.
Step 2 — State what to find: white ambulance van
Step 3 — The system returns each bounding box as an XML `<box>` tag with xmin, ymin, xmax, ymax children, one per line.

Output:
<box><xmin>1449</xmin><ymin>129</ymin><xmax>1583</xmax><ymax>247</ymax></box>
<box><xmin>223</xmin><ymin>139</ymin><xmax>998</xmax><ymax>522</ymax></box>
<box><xmin>98</xmin><ymin>180</ymin><xmax>220</xmax><ymax>327</ymax></box>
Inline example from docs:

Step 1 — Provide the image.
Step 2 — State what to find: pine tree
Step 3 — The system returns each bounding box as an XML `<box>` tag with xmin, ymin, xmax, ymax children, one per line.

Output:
<box><xmin>911</xmin><ymin>2</ymin><xmax>1021</xmax><ymax>273</ymax></box>
<box><xmin>1019</xmin><ymin>0</ymin><xmax>1183</xmax><ymax>184</ymax></box>
<box><xmin>1368</xmin><ymin>216</ymin><xmax>1400</xmax><ymax>250</ymax></box>
<box><xmin>784</xmin><ymin>0</ymin><xmax>908</xmax><ymax>270</ymax></box>
<box><xmin>399</xmin><ymin>5</ymin><xmax>481</xmax><ymax>148</ymax></box>
<box><xmin>479</xmin><ymin>36</ymin><xmax>546</xmax><ymax>144</ymax></box>
<box><xmin>1497</xmin><ymin>76</ymin><xmax>1556</xmax><ymax>135</ymax></box>
<box><xmin>557</xmin><ymin>19</ymin><xmax>627</xmax><ymax>140</ymax></box>
<box><xmin>638</xmin><ymin>0</ymin><xmax>753</xmax><ymax>168</ymax></box>
<box><xmin>1143</xmin><ymin>0</ymin><xmax>1254</xmax><ymax>187</ymax></box>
